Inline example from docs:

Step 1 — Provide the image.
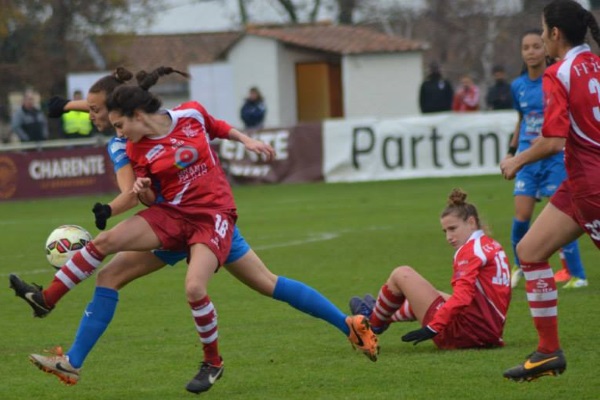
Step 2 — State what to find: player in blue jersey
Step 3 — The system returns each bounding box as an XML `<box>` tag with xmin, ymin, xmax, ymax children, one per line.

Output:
<box><xmin>503</xmin><ymin>29</ymin><xmax>587</xmax><ymax>289</ymax></box>
<box><xmin>9</xmin><ymin>67</ymin><xmax>377</xmax><ymax>393</ymax></box>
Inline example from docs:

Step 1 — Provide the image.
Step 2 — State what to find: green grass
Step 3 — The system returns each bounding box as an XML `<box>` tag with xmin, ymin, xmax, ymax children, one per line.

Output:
<box><xmin>0</xmin><ymin>176</ymin><xmax>599</xmax><ymax>399</ymax></box>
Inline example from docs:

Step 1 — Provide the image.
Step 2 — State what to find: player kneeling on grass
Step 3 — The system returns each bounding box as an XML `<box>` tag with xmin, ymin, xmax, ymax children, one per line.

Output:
<box><xmin>350</xmin><ymin>188</ymin><xmax>512</xmax><ymax>350</ymax></box>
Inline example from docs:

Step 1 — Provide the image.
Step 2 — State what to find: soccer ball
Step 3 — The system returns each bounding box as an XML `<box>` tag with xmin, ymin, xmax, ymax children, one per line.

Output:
<box><xmin>45</xmin><ymin>225</ymin><xmax>92</xmax><ymax>269</ymax></box>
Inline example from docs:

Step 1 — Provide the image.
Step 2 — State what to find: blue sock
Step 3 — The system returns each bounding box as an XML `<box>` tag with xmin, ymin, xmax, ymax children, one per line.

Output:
<box><xmin>561</xmin><ymin>240</ymin><xmax>586</xmax><ymax>279</ymax></box>
<box><xmin>67</xmin><ymin>287</ymin><xmax>118</xmax><ymax>368</ymax></box>
<box><xmin>273</xmin><ymin>276</ymin><xmax>349</xmax><ymax>336</ymax></box>
<box><xmin>511</xmin><ymin>218</ymin><xmax>530</xmax><ymax>266</ymax></box>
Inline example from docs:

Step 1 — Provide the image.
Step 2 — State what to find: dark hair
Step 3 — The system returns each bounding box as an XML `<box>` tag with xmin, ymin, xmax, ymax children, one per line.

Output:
<box><xmin>249</xmin><ymin>86</ymin><xmax>264</xmax><ymax>102</ymax></box>
<box><xmin>106</xmin><ymin>66</ymin><xmax>189</xmax><ymax>117</ymax></box>
<box><xmin>544</xmin><ymin>0</ymin><xmax>600</xmax><ymax>49</ymax></box>
<box><xmin>440</xmin><ymin>188</ymin><xmax>481</xmax><ymax>228</ymax></box>
<box><xmin>519</xmin><ymin>29</ymin><xmax>546</xmax><ymax>74</ymax></box>
<box><xmin>89</xmin><ymin>67</ymin><xmax>134</xmax><ymax>96</ymax></box>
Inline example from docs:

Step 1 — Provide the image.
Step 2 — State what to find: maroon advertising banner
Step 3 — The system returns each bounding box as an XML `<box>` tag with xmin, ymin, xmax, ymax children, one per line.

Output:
<box><xmin>214</xmin><ymin>122</ymin><xmax>323</xmax><ymax>185</ymax></box>
<box><xmin>0</xmin><ymin>147</ymin><xmax>118</xmax><ymax>201</ymax></box>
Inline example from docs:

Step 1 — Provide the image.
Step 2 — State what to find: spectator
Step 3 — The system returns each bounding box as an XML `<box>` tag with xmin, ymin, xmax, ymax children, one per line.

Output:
<box><xmin>240</xmin><ymin>87</ymin><xmax>266</xmax><ymax>129</ymax></box>
<box><xmin>486</xmin><ymin>65</ymin><xmax>513</xmax><ymax>110</ymax></box>
<box><xmin>419</xmin><ymin>62</ymin><xmax>454</xmax><ymax>113</ymax></box>
<box><xmin>452</xmin><ymin>75</ymin><xmax>480</xmax><ymax>112</ymax></box>
<box><xmin>11</xmin><ymin>90</ymin><xmax>49</xmax><ymax>142</ymax></box>
<box><xmin>61</xmin><ymin>90</ymin><xmax>94</xmax><ymax>139</ymax></box>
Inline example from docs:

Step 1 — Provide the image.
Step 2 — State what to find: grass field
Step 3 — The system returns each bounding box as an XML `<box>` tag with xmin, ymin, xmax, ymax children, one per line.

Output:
<box><xmin>1</xmin><ymin>176</ymin><xmax>599</xmax><ymax>399</ymax></box>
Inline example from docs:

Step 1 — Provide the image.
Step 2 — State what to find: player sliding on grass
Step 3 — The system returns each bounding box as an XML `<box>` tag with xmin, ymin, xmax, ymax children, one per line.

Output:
<box><xmin>9</xmin><ymin>67</ymin><xmax>378</xmax><ymax>393</ymax></box>
<box><xmin>350</xmin><ymin>188</ymin><xmax>512</xmax><ymax>350</ymax></box>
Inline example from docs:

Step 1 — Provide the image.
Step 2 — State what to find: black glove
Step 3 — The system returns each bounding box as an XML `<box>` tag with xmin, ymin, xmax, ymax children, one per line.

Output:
<box><xmin>47</xmin><ymin>96</ymin><xmax>70</xmax><ymax>118</ymax></box>
<box><xmin>92</xmin><ymin>203</ymin><xmax>112</xmax><ymax>230</ymax></box>
<box><xmin>401</xmin><ymin>326</ymin><xmax>437</xmax><ymax>345</ymax></box>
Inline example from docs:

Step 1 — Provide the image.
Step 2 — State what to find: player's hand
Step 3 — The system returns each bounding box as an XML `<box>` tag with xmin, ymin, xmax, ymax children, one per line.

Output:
<box><xmin>244</xmin><ymin>138</ymin><xmax>276</xmax><ymax>162</ymax></box>
<box><xmin>47</xmin><ymin>96</ymin><xmax>70</xmax><ymax>118</ymax></box>
<box><xmin>401</xmin><ymin>326</ymin><xmax>437</xmax><ymax>345</ymax></box>
<box><xmin>131</xmin><ymin>177</ymin><xmax>152</xmax><ymax>194</ymax></box>
<box><xmin>500</xmin><ymin>157</ymin><xmax>520</xmax><ymax>180</ymax></box>
<box><xmin>92</xmin><ymin>203</ymin><xmax>112</xmax><ymax>230</ymax></box>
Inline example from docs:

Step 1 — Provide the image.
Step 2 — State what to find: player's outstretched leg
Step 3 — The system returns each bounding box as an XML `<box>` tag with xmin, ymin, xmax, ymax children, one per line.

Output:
<box><xmin>29</xmin><ymin>346</ymin><xmax>80</xmax><ymax>386</ymax></box>
<box><xmin>503</xmin><ymin>349</ymin><xmax>566</xmax><ymax>382</ymax></box>
<box><xmin>9</xmin><ymin>274</ymin><xmax>53</xmax><ymax>318</ymax></box>
<box><xmin>185</xmin><ymin>358</ymin><xmax>224</xmax><ymax>394</ymax></box>
<box><xmin>345</xmin><ymin>315</ymin><xmax>379</xmax><ymax>362</ymax></box>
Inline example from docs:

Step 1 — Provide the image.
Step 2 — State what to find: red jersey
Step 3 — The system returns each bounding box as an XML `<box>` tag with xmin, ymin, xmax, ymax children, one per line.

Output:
<box><xmin>428</xmin><ymin>230</ymin><xmax>511</xmax><ymax>345</ymax></box>
<box><xmin>126</xmin><ymin>101</ymin><xmax>236</xmax><ymax>213</ymax></box>
<box><xmin>542</xmin><ymin>44</ymin><xmax>600</xmax><ymax>196</ymax></box>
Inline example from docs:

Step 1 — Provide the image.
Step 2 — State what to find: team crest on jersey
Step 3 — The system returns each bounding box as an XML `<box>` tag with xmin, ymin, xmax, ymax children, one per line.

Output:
<box><xmin>182</xmin><ymin>122</ymin><xmax>199</xmax><ymax>138</ymax></box>
<box><xmin>174</xmin><ymin>146</ymin><xmax>199</xmax><ymax>169</ymax></box>
<box><xmin>146</xmin><ymin>144</ymin><xmax>166</xmax><ymax>162</ymax></box>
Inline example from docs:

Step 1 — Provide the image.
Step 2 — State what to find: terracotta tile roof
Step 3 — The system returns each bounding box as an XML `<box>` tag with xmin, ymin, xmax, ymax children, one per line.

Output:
<box><xmin>92</xmin><ymin>31</ymin><xmax>242</xmax><ymax>71</ymax></box>
<box><xmin>246</xmin><ymin>23</ymin><xmax>427</xmax><ymax>54</ymax></box>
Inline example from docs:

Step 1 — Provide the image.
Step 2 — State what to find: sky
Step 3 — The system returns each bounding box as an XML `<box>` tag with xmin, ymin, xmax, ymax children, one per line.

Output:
<box><xmin>140</xmin><ymin>0</ymin><xmax>591</xmax><ymax>35</ymax></box>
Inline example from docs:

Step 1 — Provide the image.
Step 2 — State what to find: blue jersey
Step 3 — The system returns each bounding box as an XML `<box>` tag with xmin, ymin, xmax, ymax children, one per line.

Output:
<box><xmin>511</xmin><ymin>73</ymin><xmax>565</xmax><ymax>198</ymax></box>
<box><xmin>105</xmin><ymin>136</ymin><xmax>250</xmax><ymax>265</ymax></box>
<box><xmin>511</xmin><ymin>73</ymin><xmax>544</xmax><ymax>150</ymax></box>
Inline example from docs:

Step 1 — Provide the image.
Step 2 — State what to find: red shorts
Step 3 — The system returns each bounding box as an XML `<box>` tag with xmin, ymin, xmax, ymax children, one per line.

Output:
<box><xmin>423</xmin><ymin>296</ymin><xmax>504</xmax><ymax>350</ymax></box>
<box><xmin>551</xmin><ymin>182</ymin><xmax>600</xmax><ymax>250</ymax></box>
<box><xmin>137</xmin><ymin>204</ymin><xmax>237</xmax><ymax>265</ymax></box>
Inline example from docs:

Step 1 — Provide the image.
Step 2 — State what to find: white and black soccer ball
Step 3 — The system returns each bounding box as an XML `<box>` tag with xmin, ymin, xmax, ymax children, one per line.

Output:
<box><xmin>45</xmin><ymin>225</ymin><xmax>92</xmax><ymax>269</ymax></box>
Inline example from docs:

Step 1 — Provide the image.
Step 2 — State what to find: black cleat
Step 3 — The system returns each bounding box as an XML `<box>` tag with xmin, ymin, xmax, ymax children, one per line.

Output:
<box><xmin>185</xmin><ymin>359</ymin><xmax>224</xmax><ymax>394</ymax></box>
<box><xmin>503</xmin><ymin>349</ymin><xmax>566</xmax><ymax>382</ymax></box>
<box><xmin>9</xmin><ymin>274</ymin><xmax>53</xmax><ymax>318</ymax></box>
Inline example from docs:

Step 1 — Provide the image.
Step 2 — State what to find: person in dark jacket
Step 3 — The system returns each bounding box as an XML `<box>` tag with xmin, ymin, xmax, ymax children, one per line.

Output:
<box><xmin>419</xmin><ymin>63</ymin><xmax>454</xmax><ymax>113</ymax></box>
<box><xmin>486</xmin><ymin>65</ymin><xmax>513</xmax><ymax>110</ymax></box>
<box><xmin>11</xmin><ymin>90</ymin><xmax>48</xmax><ymax>142</ymax></box>
<box><xmin>240</xmin><ymin>87</ymin><xmax>266</xmax><ymax>129</ymax></box>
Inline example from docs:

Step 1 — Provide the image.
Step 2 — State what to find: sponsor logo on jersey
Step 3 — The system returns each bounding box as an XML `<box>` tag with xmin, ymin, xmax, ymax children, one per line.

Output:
<box><xmin>146</xmin><ymin>144</ymin><xmax>165</xmax><ymax>162</ymax></box>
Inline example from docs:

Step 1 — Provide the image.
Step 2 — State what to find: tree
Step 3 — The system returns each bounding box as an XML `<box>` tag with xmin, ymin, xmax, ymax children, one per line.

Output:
<box><xmin>0</xmin><ymin>0</ymin><xmax>163</xmax><ymax>99</ymax></box>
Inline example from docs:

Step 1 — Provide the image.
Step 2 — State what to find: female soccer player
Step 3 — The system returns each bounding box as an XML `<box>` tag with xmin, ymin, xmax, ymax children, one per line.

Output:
<box><xmin>505</xmin><ymin>29</ymin><xmax>587</xmax><ymax>289</ymax></box>
<box><xmin>350</xmin><ymin>188</ymin><xmax>512</xmax><ymax>350</ymax></box>
<box><xmin>10</xmin><ymin>67</ymin><xmax>377</xmax><ymax>393</ymax></box>
<box><xmin>500</xmin><ymin>0</ymin><xmax>600</xmax><ymax>382</ymax></box>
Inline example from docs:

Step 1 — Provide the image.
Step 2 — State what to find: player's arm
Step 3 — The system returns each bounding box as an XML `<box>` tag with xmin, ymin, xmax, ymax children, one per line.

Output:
<box><xmin>500</xmin><ymin>135</ymin><xmax>565</xmax><ymax>180</ymax></box>
<box><xmin>505</xmin><ymin>112</ymin><xmax>522</xmax><ymax>159</ymax></box>
<box><xmin>227</xmin><ymin>128</ymin><xmax>275</xmax><ymax>161</ymax></box>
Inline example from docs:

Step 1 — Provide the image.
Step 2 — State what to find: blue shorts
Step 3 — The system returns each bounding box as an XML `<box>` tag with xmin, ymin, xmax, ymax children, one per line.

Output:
<box><xmin>514</xmin><ymin>152</ymin><xmax>566</xmax><ymax>199</ymax></box>
<box><xmin>152</xmin><ymin>225</ymin><xmax>251</xmax><ymax>266</ymax></box>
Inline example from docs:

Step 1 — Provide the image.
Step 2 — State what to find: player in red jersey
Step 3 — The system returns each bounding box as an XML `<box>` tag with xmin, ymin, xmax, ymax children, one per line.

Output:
<box><xmin>350</xmin><ymin>188</ymin><xmax>511</xmax><ymax>350</ymax></box>
<box><xmin>500</xmin><ymin>0</ymin><xmax>600</xmax><ymax>382</ymax></box>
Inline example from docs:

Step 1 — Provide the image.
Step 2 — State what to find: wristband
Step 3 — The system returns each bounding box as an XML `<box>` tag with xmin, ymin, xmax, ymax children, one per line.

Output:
<box><xmin>507</xmin><ymin>146</ymin><xmax>517</xmax><ymax>156</ymax></box>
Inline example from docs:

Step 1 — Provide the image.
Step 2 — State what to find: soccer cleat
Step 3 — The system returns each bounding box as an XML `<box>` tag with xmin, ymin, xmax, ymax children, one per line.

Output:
<box><xmin>346</xmin><ymin>315</ymin><xmax>379</xmax><ymax>362</ymax></box>
<box><xmin>503</xmin><ymin>349</ymin><xmax>566</xmax><ymax>382</ymax></box>
<box><xmin>349</xmin><ymin>295</ymin><xmax>374</xmax><ymax>318</ymax></box>
<box><xmin>554</xmin><ymin>268</ymin><xmax>571</xmax><ymax>283</ymax></box>
<box><xmin>562</xmin><ymin>277</ymin><xmax>588</xmax><ymax>289</ymax></box>
<box><xmin>510</xmin><ymin>266</ymin><xmax>523</xmax><ymax>289</ymax></box>
<box><xmin>29</xmin><ymin>346</ymin><xmax>80</xmax><ymax>386</ymax></box>
<box><xmin>9</xmin><ymin>274</ymin><xmax>53</xmax><ymax>318</ymax></box>
<box><xmin>185</xmin><ymin>359</ymin><xmax>224</xmax><ymax>394</ymax></box>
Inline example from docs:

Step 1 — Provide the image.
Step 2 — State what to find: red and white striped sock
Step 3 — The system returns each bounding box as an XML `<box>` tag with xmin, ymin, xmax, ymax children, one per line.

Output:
<box><xmin>521</xmin><ymin>260</ymin><xmax>560</xmax><ymax>354</ymax></box>
<box><xmin>391</xmin><ymin>299</ymin><xmax>416</xmax><ymax>322</ymax></box>
<box><xmin>189</xmin><ymin>296</ymin><xmax>221</xmax><ymax>366</ymax></box>
<box><xmin>43</xmin><ymin>242</ymin><xmax>105</xmax><ymax>307</ymax></box>
<box><xmin>370</xmin><ymin>284</ymin><xmax>405</xmax><ymax>330</ymax></box>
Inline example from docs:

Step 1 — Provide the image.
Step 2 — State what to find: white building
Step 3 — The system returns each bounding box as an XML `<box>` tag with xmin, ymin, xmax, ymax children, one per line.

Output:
<box><xmin>70</xmin><ymin>23</ymin><xmax>427</xmax><ymax>128</ymax></box>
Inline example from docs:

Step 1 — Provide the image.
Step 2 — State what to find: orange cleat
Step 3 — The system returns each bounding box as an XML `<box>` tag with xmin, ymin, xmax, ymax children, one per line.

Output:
<box><xmin>554</xmin><ymin>268</ymin><xmax>571</xmax><ymax>283</ymax></box>
<box><xmin>29</xmin><ymin>346</ymin><xmax>80</xmax><ymax>386</ymax></box>
<box><xmin>346</xmin><ymin>315</ymin><xmax>379</xmax><ymax>362</ymax></box>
